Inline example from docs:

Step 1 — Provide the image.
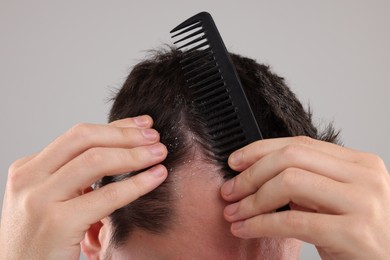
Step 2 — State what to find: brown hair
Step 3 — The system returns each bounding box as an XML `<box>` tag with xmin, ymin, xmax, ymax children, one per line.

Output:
<box><xmin>97</xmin><ymin>47</ymin><xmax>339</xmax><ymax>247</ymax></box>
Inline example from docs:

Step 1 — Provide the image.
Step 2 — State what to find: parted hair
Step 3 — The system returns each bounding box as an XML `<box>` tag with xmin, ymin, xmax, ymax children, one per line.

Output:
<box><xmin>97</xmin><ymin>47</ymin><xmax>340</xmax><ymax>247</ymax></box>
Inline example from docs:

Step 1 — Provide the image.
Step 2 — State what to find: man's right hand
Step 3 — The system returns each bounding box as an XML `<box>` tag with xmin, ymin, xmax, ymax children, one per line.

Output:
<box><xmin>0</xmin><ymin>115</ymin><xmax>168</xmax><ymax>260</ymax></box>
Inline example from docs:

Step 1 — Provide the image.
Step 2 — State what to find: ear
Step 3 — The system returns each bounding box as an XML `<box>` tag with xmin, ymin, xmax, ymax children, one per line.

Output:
<box><xmin>81</xmin><ymin>188</ymin><xmax>113</xmax><ymax>259</ymax></box>
<box><xmin>81</xmin><ymin>220</ymin><xmax>105</xmax><ymax>260</ymax></box>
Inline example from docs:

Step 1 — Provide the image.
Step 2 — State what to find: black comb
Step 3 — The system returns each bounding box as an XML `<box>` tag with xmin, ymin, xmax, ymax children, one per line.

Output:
<box><xmin>170</xmin><ymin>12</ymin><xmax>262</xmax><ymax>175</ymax></box>
<box><xmin>171</xmin><ymin>12</ymin><xmax>289</xmax><ymax>211</ymax></box>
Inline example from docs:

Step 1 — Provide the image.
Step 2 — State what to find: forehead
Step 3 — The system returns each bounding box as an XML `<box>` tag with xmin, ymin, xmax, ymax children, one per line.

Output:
<box><xmin>170</xmin><ymin>158</ymin><xmax>226</xmax><ymax>221</ymax></box>
<box><xmin>112</xmin><ymin>156</ymin><xmax>302</xmax><ymax>259</ymax></box>
<box><xmin>167</xmin><ymin>158</ymin><xmax>235</xmax><ymax>245</ymax></box>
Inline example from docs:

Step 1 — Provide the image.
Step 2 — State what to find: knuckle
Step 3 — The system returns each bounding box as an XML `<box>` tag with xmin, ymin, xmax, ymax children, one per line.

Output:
<box><xmin>22</xmin><ymin>190</ymin><xmax>45</xmax><ymax>213</ymax></box>
<box><xmin>112</xmin><ymin>148</ymin><xmax>128</xmax><ymax>162</ymax></box>
<box><xmin>7</xmin><ymin>166</ymin><xmax>23</xmax><ymax>186</ymax></box>
<box><xmin>115</xmin><ymin>149</ymin><xmax>133</xmax><ymax>162</ymax></box>
<box><xmin>119</xmin><ymin>127</ymin><xmax>133</xmax><ymax>139</ymax></box>
<box><xmin>366</xmin><ymin>169</ymin><xmax>389</xmax><ymax>196</ymax></box>
<box><xmin>252</xmin><ymin>140</ymin><xmax>263</xmax><ymax>155</ymax></box>
<box><xmin>101</xmin><ymin>187</ymin><xmax>119</xmax><ymax>202</ymax></box>
<box><xmin>280</xmin><ymin>144</ymin><xmax>304</xmax><ymax>163</ymax></box>
<box><xmin>366</xmin><ymin>153</ymin><xmax>386</xmax><ymax>170</ymax></box>
<box><xmin>117</xmin><ymin>149</ymin><xmax>143</xmax><ymax>170</ymax></box>
<box><xmin>68</xmin><ymin>123</ymin><xmax>94</xmax><ymax>140</ymax></box>
<box><xmin>344</xmin><ymin>217</ymin><xmax>370</xmax><ymax>246</ymax></box>
<box><xmin>252</xmin><ymin>191</ymin><xmax>264</xmax><ymax>211</ymax></box>
<box><xmin>245</xmin><ymin>166</ymin><xmax>256</xmax><ymax>181</ymax></box>
<box><xmin>356</xmin><ymin>153</ymin><xmax>389</xmax><ymax>191</ymax></box>
<box><xmin>284</xmin><ymin>211</ymin><xmax>305</xmax><ymax>230</ymax></box>
<box><xmin>121</xmin><ymin>127</ymin><xmax>152</xmax><ymax>142</ymax></box>
<box><xmin>295</xmin><ymin>136</ymin><xmax>315</xmax><ymax>146</ymax></box>
<box><xmin>367</xmin><ymin>167</ymin><xmax>382</xmax><ymax>182</ymax></box>
<box><xmin>7</xmin><ymin>161</ymin><xmax>28</xmax><ymax>189</ymax></box>
<box><xmin>8</xmin><ymin>157</ymin><xmax>25</xmax><ymax>173</ymax></box>
<box><xmin>280</xmin><ymin>168</ymin><xmax>300</xmax><ymax>189</ymax></box>
<box><xmin>82</xmin><ymin>148</ymin><xmax>104</xmax><ymax>166</ymax></box>
<box><xmin>242</xmin><ymin>167</ymin><xmax>258</xmax><ymax>190</ymax></box>
<box><xmin>122</xmin><ymin>149</ymin><xmax>141</xmax><ymax>165</ymax></box>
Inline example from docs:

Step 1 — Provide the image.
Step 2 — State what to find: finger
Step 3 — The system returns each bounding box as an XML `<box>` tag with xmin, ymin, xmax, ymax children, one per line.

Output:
<box><xmin>19</xmin><ymin>116</ymin><xmax>153</xmax><ymax>177</ymax></box>
<box><xmin>228</xmin><ymin>136</ymin><xmax>364</xmax><ymax>172</ymax></box>
<box><xmin>224</xmin><ymin>168</ymin><xmax>351</xmax><ymax>223</ymax></box>
<box><xmin>65</xmin><ymin>164</ymin><xmax>168</xmax><ymax>225</ymax></box>
<box><xmin>26</xmin><ymin>117</ymin><xmax>159</xmax><ymax>175</ymax></box>
<box><xmin>46</xmin><ymin>143</ymin><xmax>168</xmax><ymax>200</ymax></box>
<box><xmin>109</xmin><ymin>115</ymin><xmax>153</xmax><ymax>128</ymax></box>
<box><xmin>222</xmin><ymin>144</ymin><xmax>362</xmax><ymax>202</ymax></box>
<box><xmin>230</xmin><ymin>210</ymin><xmax>343</xmax><ymax>248</ymax></box>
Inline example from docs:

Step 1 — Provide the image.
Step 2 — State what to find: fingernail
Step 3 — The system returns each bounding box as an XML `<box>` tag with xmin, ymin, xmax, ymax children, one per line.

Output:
<box><xmin>230</xmin><ymin>151</ymin><xmax>242</xmax><ymax>166</ymax></box>
<box><xmin>134</xmin><ymin>116</ymin><xmax>150</xmax><ymax>127</ymax></box>
<box><xmin>150</xmin><ymin>143</ymin><xmax>165</xmax><ymax>156</ymax></box>
<box><xmin>222</xmin><ymin>178</ymin><xmax>234</xmax><ymax>196</ymax></box>
<box><xmin>225</xmin><ymin>202</ymin><xmax>239</xmax><ymax>216</ymax></box>
<box><xmin>142</xmin><ymin>129</ymin><xmax>158</xmax><ymax>141</ymax></box>
<box><xmin>149</xmin><ymin>166</ymin><xmax>165</xmax><ymax>177</ymax></box>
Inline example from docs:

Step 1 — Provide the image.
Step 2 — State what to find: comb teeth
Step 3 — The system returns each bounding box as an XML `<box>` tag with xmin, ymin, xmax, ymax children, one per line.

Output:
<box><xmin>171</xmin><ymin>12</ymin><xmax>263</xmax><ymax>177</ymax></box>
<box><xmin>184</xmin><ymin>59</ymin><xmax>216</xmax><ymax>77</ymax></box>
<box><xmin>174</xmin><ymin>28</ymin><xmax>205</xmax><ymax>45</ymax></box>
<box><xmin>171</xmin><ymin>16</ymin><xmax>210</xmax><ymax>53</ymax></box>
<box><xmin>171</xmin><ymin>12</ymin><xmax>288</xmax><ymax>211</ymax></box>
<box><xmin>181</xmin><ymin>48</ymin><xmax>213</xmax><ymax>65</ymax></box>
<box><xmin>171</xmin><ymin>21</ymin><xmax>202</xmax><ymax>37</ymax></box>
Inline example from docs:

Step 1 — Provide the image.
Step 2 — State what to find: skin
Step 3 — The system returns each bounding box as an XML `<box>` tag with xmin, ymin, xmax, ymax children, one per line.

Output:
<box><xmin>1</xmin><ymin>116</ymin><xmax>389</xmax><ymax>259</ymax></box>
<box><xmin>90</xmin><ymin>152</ymin><xmax>301</xmax><ymax>259</ymax></box>
<box><xmin>0</xmin><ymin>116</ymin><xmax>169</xmax><ymax>259</ymax></box>
<box><xmin>221</xmin><ymin>137</ymin><xmax>390</xmax><ymax>259</ymax></box>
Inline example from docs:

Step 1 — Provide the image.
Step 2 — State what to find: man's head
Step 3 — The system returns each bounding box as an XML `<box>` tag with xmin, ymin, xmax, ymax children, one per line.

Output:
<box><xmin>83</xmin><ymin>48</ymin><xmax>339</xmax><ymax>259</ymax></box>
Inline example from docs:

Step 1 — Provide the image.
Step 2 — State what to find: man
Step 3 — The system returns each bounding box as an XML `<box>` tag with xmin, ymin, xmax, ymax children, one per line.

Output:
<box><xmin>1</xmin><ymin>48</ymin><xmax>389</xmax><ymax>259</ymax></box>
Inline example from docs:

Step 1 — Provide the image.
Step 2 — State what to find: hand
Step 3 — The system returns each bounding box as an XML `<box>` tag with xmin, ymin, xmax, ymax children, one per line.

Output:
<box><xmin>0</xmin><ymin>116</ymin><xmax>168</xmax><ymax>260</ymax></box>
<box><xmin>221</xmin><ymin>136</ymin><xmax>390</xmax><ymax>259</ymax></box>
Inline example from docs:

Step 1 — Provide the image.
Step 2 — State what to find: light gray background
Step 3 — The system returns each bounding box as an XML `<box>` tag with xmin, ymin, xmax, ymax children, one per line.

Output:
<box><xmin>1</xmin><ymin>1</ymin><xmax>389</xmax><ymax>259</ymax></box>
